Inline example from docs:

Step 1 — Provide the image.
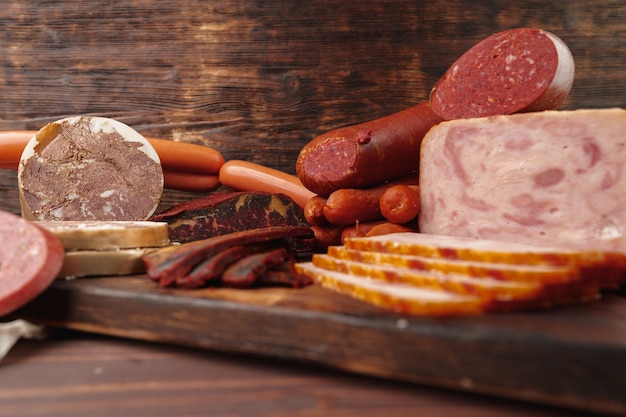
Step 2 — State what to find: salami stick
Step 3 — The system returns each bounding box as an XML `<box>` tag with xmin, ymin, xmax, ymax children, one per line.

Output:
<box><xmin>297</xmin><ymin>102</ymin><xmax>441</xmax><ymax>196</ymax></box>
<box><xmin>297</xmin><ymin>28</ymin><xmax>574</xmax><ymax>196</ymax></box>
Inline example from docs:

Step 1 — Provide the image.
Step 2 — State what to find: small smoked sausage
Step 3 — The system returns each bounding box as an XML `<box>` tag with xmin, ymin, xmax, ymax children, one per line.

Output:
<box><xmin>296</xmin><ymin>102</ymin><xmax>443</xmax><ymax>196</ymax></box>
<box><xmin>311</xmin><ymin>224</ymin><xmax>344</xmax><ymax>251</ymax></box>
<box><xmin>323</xmin><ymin>173</ymin><xmax>419</xmax><ymax>226</ymax></box>
<box><xmin>430</xmin><ymin>28</ymin><xmax>575</xmax><ymax>120</ymax></box>
<box><xmin>379</xmin><ymin>184</ymin><xmax>420</xmax><ymax>224</ymax></box>
<box><xmin>340</xmin><ymin>220</ymin><xmax>387</xmax><ymax>243</ymax></box>
<box><xmin>303</xmin><ymin>195</ymin><xmax>328</xmax><ymax>226</ymax></box>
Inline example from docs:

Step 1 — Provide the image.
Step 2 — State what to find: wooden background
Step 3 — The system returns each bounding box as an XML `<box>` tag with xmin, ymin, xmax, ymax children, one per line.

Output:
<box><xmin>1</xmin><ymin>0</ymin><xmax>626</xmax><ymax>215</ymax></box>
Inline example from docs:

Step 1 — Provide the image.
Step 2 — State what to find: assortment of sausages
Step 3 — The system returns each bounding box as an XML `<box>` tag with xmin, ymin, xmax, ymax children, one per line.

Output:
<box><xmin>3</xmin><ymin>27</ymin><xmax>614</xmax><ymax>318</ymax></box>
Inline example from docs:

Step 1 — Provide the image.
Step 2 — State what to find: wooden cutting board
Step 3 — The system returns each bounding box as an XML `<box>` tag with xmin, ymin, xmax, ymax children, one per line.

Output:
<box><xmin>14</xmin><ymin>275</ymin><xmax>626</xmax><ymax>416</ymax></box>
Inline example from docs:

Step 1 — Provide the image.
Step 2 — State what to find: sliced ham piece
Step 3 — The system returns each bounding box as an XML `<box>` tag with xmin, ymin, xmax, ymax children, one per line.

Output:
<box><xmin>299</xmin><ymin>232</ymin><xmax>623</xmax><ymax>316</ymax></box>
<box><xmin>296</xmin><ymin>262</ymin><xmax>487</xmax><ymax>316</ymax></box>
<box><xmin>326</xmin><ymin>246</ymin><xmax>580</xmax><ymax>285</ymax></box>
<box><xmin>343</xmin><ymin>232</ymin><xmax>616</xmax><ymax>268</ymax></box>
<box><xmin>419</xmin><ymin>108</ymin><xmax>626</xmax><ymax>254</ymax></box>
<box><xmin>312</xmin><ymin>254</ymin><xmax>551</xmax><ymax>301</ymax></box>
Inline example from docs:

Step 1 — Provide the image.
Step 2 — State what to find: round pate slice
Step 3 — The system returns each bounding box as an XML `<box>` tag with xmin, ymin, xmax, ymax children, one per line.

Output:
<box><xmin>0</xmin><ymin>211</ymin><xmax>64</xmax><ymax>317</ymax></box>
<box><xmin>18</xmin><ymin>116</ymin><xmax>164</xmax><ymax>221</ymax></box>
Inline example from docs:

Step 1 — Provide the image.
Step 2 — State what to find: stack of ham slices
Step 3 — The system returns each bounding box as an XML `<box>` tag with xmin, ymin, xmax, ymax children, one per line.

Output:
<box><xmin>296</xmin><ymin>233</ymin><xmax>626</xmax><ymax>316</ymax></box>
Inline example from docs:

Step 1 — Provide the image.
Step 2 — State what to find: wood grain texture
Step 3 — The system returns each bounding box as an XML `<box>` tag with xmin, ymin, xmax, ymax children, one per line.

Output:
<box><xmin>14</xmin><ymin>277</ymin><xmax>626</xmax><ymax>416</ymax></box>
<box><xmin>0</xmin><ymin>330</ymin><xmax>597</xmax><ymax>417</ymax></box>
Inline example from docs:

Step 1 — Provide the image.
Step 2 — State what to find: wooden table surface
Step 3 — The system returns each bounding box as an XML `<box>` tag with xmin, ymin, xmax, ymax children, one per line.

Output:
<box><xmin>0</xmin><ymin>329</ymin><xmax>601</xmax><ymax>417</ymax></box>
<box><xmin>1</xmin><ymin>1</ymin><xmax>625</xmax><ymax>416</ymax></box>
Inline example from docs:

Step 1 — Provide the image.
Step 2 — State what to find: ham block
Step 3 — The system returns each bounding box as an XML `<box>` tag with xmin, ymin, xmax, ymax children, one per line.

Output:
<box><xmin>419</xmin><ymin>108</ymin><xmax>626</xmax><ymax>254</ymax></box>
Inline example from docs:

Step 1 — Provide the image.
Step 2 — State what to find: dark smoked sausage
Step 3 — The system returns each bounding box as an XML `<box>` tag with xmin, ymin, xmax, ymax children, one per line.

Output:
<box><xmin>296</xmin><ymin>102</ymin><xmax>442</xmax><ymax>196</ymax></box>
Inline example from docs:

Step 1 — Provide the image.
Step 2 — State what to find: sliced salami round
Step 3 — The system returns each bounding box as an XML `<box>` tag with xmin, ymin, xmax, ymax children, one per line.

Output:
<box><xmin>18</xmin><ymin>116</ymin><xmax>164</xmax><ymax>221</ymax></box>
<box><xmin>0</xmin><ymin>211</ymin><xmax>64</xmax><ymax>317</ymax></box>
<box><xmin>430</xmin><ymin>28</ymin><xmax>575</xmax><ymax>120</ymax></box>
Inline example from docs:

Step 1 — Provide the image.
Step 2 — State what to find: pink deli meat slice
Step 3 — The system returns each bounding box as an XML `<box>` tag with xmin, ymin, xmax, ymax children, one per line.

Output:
<box><xmin>295</xmin><ymin>262</ymin><xmax>486</xmax><ymax>316</ymax></box>
<box><xmin>419</xmin><ymin>108</ymin><xmax>626</xmax><ymax>255</ymax></box>
<box><xmin>312</xmin><ymin>253</ymin><xmax>551</xmax><ymax>301</ymax></box>
<box><xmin>0</xmin><ymin>211</ymin><xmax>64</xmax><ymax>316</ymax></box>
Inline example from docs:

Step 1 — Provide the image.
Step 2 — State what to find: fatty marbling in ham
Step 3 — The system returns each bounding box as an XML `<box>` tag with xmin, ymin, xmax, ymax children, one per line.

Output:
<box><xmin>419</xmin><ymin>108</ymin><xmax>626</xmax><ymax>254</ymax></box>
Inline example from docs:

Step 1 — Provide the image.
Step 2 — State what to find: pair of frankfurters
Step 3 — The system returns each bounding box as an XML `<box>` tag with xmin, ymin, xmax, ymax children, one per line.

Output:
<box><xmin>0</xmin><ymin>131</ymin><xmax>224</xmax><ymax>192</ymax></box>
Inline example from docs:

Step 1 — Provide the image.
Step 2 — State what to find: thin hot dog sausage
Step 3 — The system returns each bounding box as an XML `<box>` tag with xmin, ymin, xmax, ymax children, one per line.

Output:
<box><xmin>219</xmin><ymin>160</ymin><xmax>316</xmax><ymax>209</ymax></box>
<box><xmin>323</xmin><ymin>173</ymin><xmax>419</xmax><ymax>227</ymax></box>
<box><xmin>430</xmin><ymin>28</ymin><xmax>575</xmax><ymax>120</ymax></box>
<box><xmin>163</xmin><ymin>171</ymin><xmax>221</xmax><ymax>193</ymax></box>
<box><xmin>296</xmin><ymin>102</ymin><xmax>442</xmax><ymax>196</ymax></box>
<box><xmin>0</xmin><ymin>130</ymin><xmax>224</xmax><ymax>174</ymax></box>
<box><xmin>379</xmin><ymin>184</ymin><xmax>420</xmax><ymax>224</ymax></box>
<box><xmin>0</xmin><ymin>131</ymin><xmax>33</xmax><ymax>170</ymax></box>
<box><xmin>148</xmin><ymin>137</ymin><xmax>224</xmax><ymax>174</ymax></box>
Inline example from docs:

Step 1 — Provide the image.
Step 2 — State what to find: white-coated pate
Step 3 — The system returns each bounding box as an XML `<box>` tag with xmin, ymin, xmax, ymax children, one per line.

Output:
<box><xmin>18</xmin><ymin>116</ymin><xmax>163</xmax><ymax>221</ymax></box>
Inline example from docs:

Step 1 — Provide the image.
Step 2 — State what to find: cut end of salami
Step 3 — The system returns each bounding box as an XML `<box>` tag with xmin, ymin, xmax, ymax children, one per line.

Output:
<box><xmin>18</xmin><ymin>116</ymin><xmax>164</xmax><ymax>221</ymax></box>
<box><xmin>296</xmin><ymin>135</ymin><xmax>360</xmax><ymax>196</ymax></box>
<box><xmin>0</xmin><ymin>211</ymin><xmax>64</xmax><ymax>317</ymax></box>
<box><xmin>430</xmin><ymin>28</ymin><xmax>575</xmax><ymax>120</ymax></box>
